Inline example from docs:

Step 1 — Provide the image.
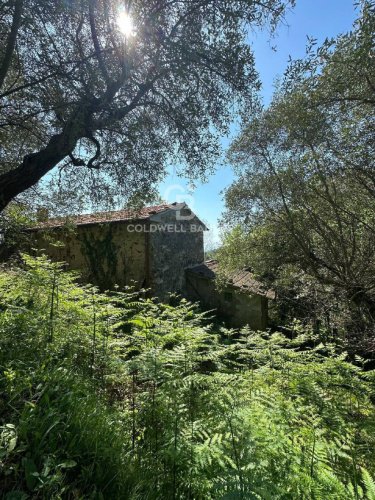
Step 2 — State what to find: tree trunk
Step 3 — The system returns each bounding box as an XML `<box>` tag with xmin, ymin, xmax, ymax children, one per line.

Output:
<box><xmin>0</xmin><ymin>102</ymin><xmax>94</xmax><ymax>211</ymax></box>
<box><xmin>0</xmin><ymin>134</ymin><xmax>74</xmax><ymax>211</ymax></box>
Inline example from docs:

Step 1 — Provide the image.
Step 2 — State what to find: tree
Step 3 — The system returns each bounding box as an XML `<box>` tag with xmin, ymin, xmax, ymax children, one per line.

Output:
<box><xmin>0</xmin><ymin>0</ymin><xmax>293</xmax><ymax>212</ymax></box>
<box><xmin>221</xmin><ymin>1</ymin><xmax>375</xmax><ymax>348</ymax></box>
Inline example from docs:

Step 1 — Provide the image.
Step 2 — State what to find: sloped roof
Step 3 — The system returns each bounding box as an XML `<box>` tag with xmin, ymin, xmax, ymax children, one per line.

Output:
<box><xmin>186</xmin><ymin>260</ymin><xmax>275</xmax><ymax>299</ymax></box>
<box><xmin>31</xmin><ymin>203</ymin><xmax>205</xmax><ymax>229</ymax></box>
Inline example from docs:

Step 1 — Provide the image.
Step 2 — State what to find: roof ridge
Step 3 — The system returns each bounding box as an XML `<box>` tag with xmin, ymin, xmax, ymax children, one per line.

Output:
<box><xmin>31</xmin><ymin>203</ymin><xmax>176</xmax><ymax>229</ymax></box>
<box><xmin>187</xmin><ymin>261</ymin><xmax>275</xmax><ymax>299</ymax></box>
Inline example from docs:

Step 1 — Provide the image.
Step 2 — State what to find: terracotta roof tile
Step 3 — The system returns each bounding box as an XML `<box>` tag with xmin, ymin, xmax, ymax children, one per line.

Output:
<box><xmin>187</xmin><ymin>260</ymin><xmax>275</xmax><ymax>299</ymax></box>
<box><xmin>31</xmin><ymin>203</ymin><xmax>178</xmax><ymax>229</ymax></box>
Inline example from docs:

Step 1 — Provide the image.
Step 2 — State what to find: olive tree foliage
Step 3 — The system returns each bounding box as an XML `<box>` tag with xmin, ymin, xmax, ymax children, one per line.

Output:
<box><xmin>221</xmin><ymin>1</ymin><xmax>375</xmax><ymax>346</ymax></box>
<box><xmin>0</xmin><ymin>0</ymin><xmax>293</xmax><ymax>212</ymax></box>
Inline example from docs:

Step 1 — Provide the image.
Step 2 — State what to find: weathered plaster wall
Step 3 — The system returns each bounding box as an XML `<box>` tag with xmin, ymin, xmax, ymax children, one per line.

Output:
<box><xmin>148</xmin><ymin>211</ymin><xmax>205</xmax><ymax>300</ymax></box>
<box><xmin>186</xmin><ymin>273</ymin><xmax>267</xmax><ymax>330</ymax></box>
<box><xmin>30</xmin><ymin>222</ymin><xmax>146</xmax><ymax>290</ymax></box>
<box><xmin>30</xmin><ymin>209</ymin><xmax>206</xmax><ymax>298</ymax></box>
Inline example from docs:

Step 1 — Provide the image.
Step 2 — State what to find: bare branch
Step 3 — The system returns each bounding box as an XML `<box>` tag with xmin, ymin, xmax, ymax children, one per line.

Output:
<box><xmin>88</xmin><ymin>0</ymin><xmax>111</xmax><ymax>85</ymax></box>
<box><xmin>86</xmin><ymin>134</ymin><xmax>101</xmax><ymax>169</ymax></box>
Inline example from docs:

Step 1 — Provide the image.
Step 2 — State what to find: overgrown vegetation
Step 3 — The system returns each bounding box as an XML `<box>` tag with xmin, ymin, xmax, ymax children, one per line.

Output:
<box><xmin>220</xmin><ymin>1</ymin><xmax>375</xmax><ymax>350</ymax></box>
<box><xmin>1</xmin><ymin>254</ymin><xmax>375</xmax><ymax>498</ymax></box>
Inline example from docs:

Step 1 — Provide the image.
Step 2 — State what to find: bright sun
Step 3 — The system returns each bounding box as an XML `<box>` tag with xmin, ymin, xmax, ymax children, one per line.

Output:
<box><xmin>117</xmin><ymin>11</ymin><xmax>135</xmax><ymax>37</ymax></box>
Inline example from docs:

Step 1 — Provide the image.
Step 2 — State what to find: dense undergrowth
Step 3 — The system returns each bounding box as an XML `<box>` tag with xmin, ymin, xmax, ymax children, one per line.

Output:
<box><xmin>1</xmin><ymin>255</ymin><xmax>375</xmax><ymax>499</ymax></box>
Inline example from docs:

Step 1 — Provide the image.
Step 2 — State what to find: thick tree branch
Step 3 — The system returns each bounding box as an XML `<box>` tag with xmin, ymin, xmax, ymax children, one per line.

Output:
<box><xmin>0</xmin><ymin>100</ymin><xmax>95</xmax><ymax>210</ymax></box>
<box><xmin>0</xmin><ymin>0</ymin><xmax>23</xmax><ymax>89</ymax></box>
<box><xmin>88</xmin><ymin>0</ymin><xmax>111</xmax><ymax>85</ymax></box>
<box><xmin>86</xmin><ymin>134</ymin><xmax>102</xmax><ymax>169</ymax></box>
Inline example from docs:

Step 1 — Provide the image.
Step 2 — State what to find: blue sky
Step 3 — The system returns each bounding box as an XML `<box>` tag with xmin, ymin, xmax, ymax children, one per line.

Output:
<box><xmin>159</xmin><ymin>0</ymin><xmax>358</xmax><ymax>248</ymax></box>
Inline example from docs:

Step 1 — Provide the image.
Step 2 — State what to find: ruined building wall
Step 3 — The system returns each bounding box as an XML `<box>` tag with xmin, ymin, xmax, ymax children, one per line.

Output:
<box><xmin>30</xmin><ymin>213</ymin><xmax>205</xmax><ymax>298</ymax></box>
<box><xmin>185</xmin><ymin>273</ymin><xmax>267</xmax><ymax>330</ymax></box>
<box><xmin>148</xmin><ymin>211</ymin><xmax>205</xmax><ymax>300</ymax></box>
<box><xmin>30</xmin><ymin>222</ymin><xmax>147</xmax><ymax>290</ymax></box>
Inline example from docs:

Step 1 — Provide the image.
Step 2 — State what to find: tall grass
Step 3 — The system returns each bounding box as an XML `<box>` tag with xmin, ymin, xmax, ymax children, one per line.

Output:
<box><xmin>0</xmin><ymin>254</ymin><xmax>375</xmax><ymax>499</ymax></box>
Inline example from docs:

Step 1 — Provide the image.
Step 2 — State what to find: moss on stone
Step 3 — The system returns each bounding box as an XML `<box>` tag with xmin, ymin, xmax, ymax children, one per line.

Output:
<box><xmin>80</xmin><ymin>225</ymin><xmax>118</xmax><ymax>289</ymax></box>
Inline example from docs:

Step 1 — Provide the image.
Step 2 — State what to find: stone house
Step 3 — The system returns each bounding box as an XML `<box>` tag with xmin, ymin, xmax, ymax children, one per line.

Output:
<box><xmin>186</xmin><ymin>260</ymin><xmax>275</xmax><ymax>330</ymax></box>
<box><xmin>29</xmin><ymin>203</ymin><xmax>206</xmax><ymax>300</ymax></box>
<box><xmin>29</xmin><ymin>203</ymin><xmax>273</xmax><ymax>328</ymax></box>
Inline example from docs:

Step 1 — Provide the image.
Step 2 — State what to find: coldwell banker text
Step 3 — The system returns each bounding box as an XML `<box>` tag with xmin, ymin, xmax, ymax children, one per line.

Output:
<box><xmin>127</xmin><ymin>223</ymin><xmax>205</xmax><ymax>233</ymax></box>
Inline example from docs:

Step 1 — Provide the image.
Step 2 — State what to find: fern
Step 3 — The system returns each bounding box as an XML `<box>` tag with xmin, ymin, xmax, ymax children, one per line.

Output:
<box><xmin>362</xmin><ymin>468</ymin><xmax>375</xmax><ymax>500</ymax></box>
<box><xmin>0</xmin><ymin>254</ymin><xmax>375</xmax><ymax>498</ymax></box>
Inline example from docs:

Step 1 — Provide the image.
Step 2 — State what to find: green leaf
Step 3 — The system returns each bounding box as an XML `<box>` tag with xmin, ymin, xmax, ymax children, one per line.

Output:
<box><xmin>7</xmin><ymin>436</ymin><xmax>17</xmax><ymax>452</ymax></box>
<box><xmin>22</xmin><ymin>457</ymin><xmax>38</xmax><ymax>490</ymax></box>
<box><xmin>58</xmin><ymin>460</ymin><xmax>77</xmax><ymax>469</ymax></box>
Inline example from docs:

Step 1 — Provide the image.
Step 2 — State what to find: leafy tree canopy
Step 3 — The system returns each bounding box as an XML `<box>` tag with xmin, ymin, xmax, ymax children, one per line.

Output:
<box><xmin>220</xmin><ymin>1</ymin><xmax>375</xmax><ymax>346</ymax></box>
<box><xmin>0</xmin><ymin>0</ymin><xmax>293</xmax><ymax>212</ymax></box>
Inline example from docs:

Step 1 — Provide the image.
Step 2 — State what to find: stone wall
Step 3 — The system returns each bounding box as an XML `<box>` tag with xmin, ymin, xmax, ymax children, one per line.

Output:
<box><xmin>148</xmin><ymin>210</ymin><xmax>205</xmax><ymax>300</ymax></box>
<box><xmin>186</xmin><ymin>272</ymin><xmax>267</xmax><ymax>330</ymax></box>
<box><xmin>30</xmin><ymin>211</ymin><xmax>206</xmax><ymax>298</ymax></box>
<box><xmin>30</xmin><ymin>221</ymin><xmax>147</xmax><ymax>290</ymax></box>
